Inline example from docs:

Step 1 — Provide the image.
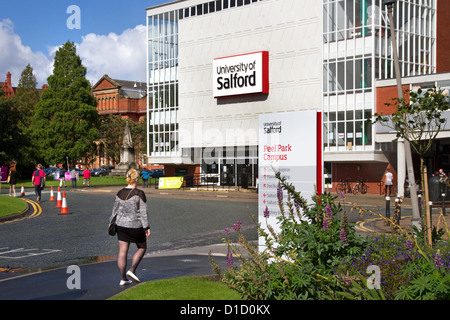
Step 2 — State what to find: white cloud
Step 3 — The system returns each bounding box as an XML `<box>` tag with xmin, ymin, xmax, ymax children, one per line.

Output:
<box><xmin>76</xmin><ymin>24</ymin><xmax>147</xmax><ymax>86</ymax></box>
<box><xmin>0</xmin><ymin>19</ymin><xmax>147</xmax><ymax>88</ymax></box>
<box><xmin>0</xmin><ymin>19</ymin><xmax>53</xmax><ymax>87</ymax></box>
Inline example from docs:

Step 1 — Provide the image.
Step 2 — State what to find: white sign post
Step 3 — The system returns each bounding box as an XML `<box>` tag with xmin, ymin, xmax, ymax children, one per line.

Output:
<box><xmin>258</xmin><ymin>110</ymin><xmax>323</xmax><ymax>251</ymax></box>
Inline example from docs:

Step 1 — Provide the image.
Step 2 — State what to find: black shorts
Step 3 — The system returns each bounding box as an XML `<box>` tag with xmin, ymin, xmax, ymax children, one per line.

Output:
<box><xmin>117</xmin><ymin>226</ymin><xmax>146</xmax><ymax>244</ymax></box>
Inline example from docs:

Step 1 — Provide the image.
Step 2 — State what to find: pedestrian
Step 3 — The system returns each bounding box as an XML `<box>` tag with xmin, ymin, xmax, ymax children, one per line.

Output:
<box><xmin>83</xmin><ymin>167</ymin><xmax>91</xmax><ymax>187</ymax></box>
<box><xmin>8</xmin><ymin>163</ymin><xmax>17</xmax><ymax>197</ymax></box>
<box><xmin>31</xmin><ymin>164</ymin><xmax>45</xmax><ymax>202</ymax></box>
<box><xmin>384</xmin><ymin>168</ymin><xmax>393</xmax><ymax>196</ymax></box>
<box><xmin>70</xmin><ymin>168</ymin><xmax>77</xmax><ymax>188</ymax></box>
<box><xmin>141</xmin><ymin>169</ymin><xmax>149</xmax><ymax>188</ymax></box>
<box><xmin>438</xmin><ymin>168</ymin><xmax>447</xmax><ymax>181</ymax></box>
<box><xmin>109</xmin><ymin>169</ymin><xmax>150</xmax><ymax>286</ymax></box>
<box><xmin>59</xmin><ymin>166</ymin><xmax>67</xmax><ymax>188</ymax></box>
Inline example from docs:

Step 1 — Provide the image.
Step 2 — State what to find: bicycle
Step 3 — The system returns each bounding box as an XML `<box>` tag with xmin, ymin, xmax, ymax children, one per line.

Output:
<box><xmin>335</xmin><ymin>178</ymin><xmax>352</xmax><ymax>195</ymax></box>
<box><xmin>352</xmin><ymin>177</ymin><xmax>368</xmax><ymax>194</ymax></box>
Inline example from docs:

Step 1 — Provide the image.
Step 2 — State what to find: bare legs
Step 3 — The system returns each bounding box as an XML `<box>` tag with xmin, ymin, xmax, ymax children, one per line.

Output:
<box><xmin>117</xmin><ymin>240</ymin><xmax>147</xmax><ymax>281</ymax></box>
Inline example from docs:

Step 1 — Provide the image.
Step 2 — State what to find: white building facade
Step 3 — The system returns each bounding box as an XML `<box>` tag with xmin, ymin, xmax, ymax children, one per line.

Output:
<box><xmin>147</xmin><ymin>0</ymin><xmax>450</xmax><ymax>192</ymax></box>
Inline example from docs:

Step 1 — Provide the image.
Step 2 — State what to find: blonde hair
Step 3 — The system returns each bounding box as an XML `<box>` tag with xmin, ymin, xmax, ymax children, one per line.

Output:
<box><xmin>126</xmin><ymin>169</ymin><xmax>140</xmax><ymax>185</ymax></box>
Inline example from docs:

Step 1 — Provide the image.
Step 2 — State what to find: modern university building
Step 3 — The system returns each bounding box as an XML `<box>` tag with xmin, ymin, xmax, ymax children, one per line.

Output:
<box><xmin>146</xmin><ymin>0</ymin><xmax>450</xmax><ymax>194</ymax></box>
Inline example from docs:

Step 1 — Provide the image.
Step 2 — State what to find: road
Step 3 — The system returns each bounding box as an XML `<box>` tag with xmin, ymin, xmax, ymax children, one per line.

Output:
<box><xmin>0</xmin><ymin>187</ymin><xmax>258</xmax><ymax>276</ymax></box>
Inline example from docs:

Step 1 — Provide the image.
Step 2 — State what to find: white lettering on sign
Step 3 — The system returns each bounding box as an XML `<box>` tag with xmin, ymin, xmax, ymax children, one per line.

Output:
<box><xmin>213</xmin><ymin>51</ymin><xmax>269</xmax><ymax>98</ymax></box>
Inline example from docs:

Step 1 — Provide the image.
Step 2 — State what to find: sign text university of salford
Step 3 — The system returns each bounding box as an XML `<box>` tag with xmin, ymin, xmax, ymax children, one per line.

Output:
<box><xmin>213</xmin><ymin>51</ymin><xmax>269</xmax><ymax>98</ymax></box>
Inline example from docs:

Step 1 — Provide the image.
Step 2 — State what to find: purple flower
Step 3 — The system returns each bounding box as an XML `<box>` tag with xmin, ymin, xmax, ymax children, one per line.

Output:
<box><xmin>232</xmin><ymin>220</ymin><xmax>242</xmax><ymax>232</ymax></box>
<box><xmin>264</xmin><ymin>206</ymin><xmax>270</xmax><ymax>218</ymax></box>
<box><xmin>434</xmin><ymin>251</ymin><xmax>445</xmax><ymax>268</ymax></box>
<box><xmin>224</xmin><ymin>227</ymin><xmax>230</xmax><ymax>235</ymax></box>
<box><xmin>326</xmin><ymin>203</ymin><xmax>332</xmax><ymax>219</ymax></box>
<box><xmin>323</xmin><ymin>216</ymin><xmax>329</xmax><ymax>230</ymax></box>
<box><xmin>294</xmin><ymin>200</ymin><xmax>300</xmax><ymax>211</ymax></box>
<box><xmin>340</xmin><ymin>228</ymin><xmax>348</xmax><ymax>244</ymax></box>
<box><xmin>227</xmin><ymin>249</ymin><xmax>234</xmax><ymax>268</ymax></box>
<box><xmin>405</xmin><ymin>239</ymin><xmax>414</xmax><ymax>251</ymax></box>
<box><xmin>277</xmin><ymin>183</ymin><xmax>283</xmax><ymax>202</ymax></box>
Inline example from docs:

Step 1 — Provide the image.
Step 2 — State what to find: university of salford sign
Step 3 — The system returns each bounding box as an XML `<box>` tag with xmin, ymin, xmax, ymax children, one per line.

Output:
<box><xmin>213</xmin><ymin>51</ymin><xmax>269</xmax><ymax>98</ymax></box>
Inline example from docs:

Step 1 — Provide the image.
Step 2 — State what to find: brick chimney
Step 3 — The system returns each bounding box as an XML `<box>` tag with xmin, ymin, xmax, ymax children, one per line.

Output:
<box><xmin>6</xmin><ymin>72</ymin><xmax>11</xmax><ymax>86</ymax></box>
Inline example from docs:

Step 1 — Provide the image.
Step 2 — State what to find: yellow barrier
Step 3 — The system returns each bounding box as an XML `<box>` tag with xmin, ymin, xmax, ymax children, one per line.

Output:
<box><xmin>158</xmin><ymin>177</ymin><xmax>184</xmax><ymax>189</ymax></box>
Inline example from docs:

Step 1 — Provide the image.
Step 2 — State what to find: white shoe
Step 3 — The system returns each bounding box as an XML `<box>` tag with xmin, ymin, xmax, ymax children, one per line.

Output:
<box><xmin>126</xmin><ymin>270</ymin><xmax>140</xmax><ymax>283</ymax></box>
<box><xmin>119</xmin><ymin>279</ymin><xmax>132</xmax><ymax>286</ymax></box>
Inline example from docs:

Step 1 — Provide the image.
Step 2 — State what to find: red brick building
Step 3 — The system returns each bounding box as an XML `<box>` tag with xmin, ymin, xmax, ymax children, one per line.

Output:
<box><xmin>1</xmin><ymin>72</ymin><xmax>16</xmax><ymax>96</ymax></box>
<box><xmin>92</xmin><ymin>74</ymin><xmax>147</xmax><ymax>122</ymax></box>
<box><xmin>91</xmin><ymin>75</ymin><xmax>148</xmax><ymax>168</ymax></box>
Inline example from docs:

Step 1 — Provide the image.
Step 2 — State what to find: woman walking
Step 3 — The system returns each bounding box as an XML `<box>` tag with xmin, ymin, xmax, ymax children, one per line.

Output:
<box><xmin>8</xmin><ymin>163</ymin><xmax>17</xmax><ymax>197</ymax></box>
<box><xmin>109</xmin><ymin>169</ymin><xmax>150</xmax><ymax>286</ymax></box>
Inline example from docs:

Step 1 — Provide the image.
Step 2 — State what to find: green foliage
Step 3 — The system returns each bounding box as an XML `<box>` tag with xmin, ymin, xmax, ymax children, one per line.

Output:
<box><xmin>211</xmin><ymin>172</ymin><xmax>366</xmax><ymax>300</ymax></box>
<box><xmin>0</xmin><ymin>87</ymin><xmax>25</xmax><ymax>165</ymax></box>
<box><xmin>31</xmin><ymin>41</ymin><xmax>99</xmax><ymax>165</ymax></box>
<box><xmin>211</xmin><ymin>172</ymin><xmax>450</xmax><ymax>300</ymax></box>
<box><xmin>372</xmin><ymin>86</ymin><xmax>450</xmax><ymax>157</ymax></box>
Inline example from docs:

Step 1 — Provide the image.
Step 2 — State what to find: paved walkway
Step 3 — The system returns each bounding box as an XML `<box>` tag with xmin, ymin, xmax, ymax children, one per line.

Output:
<box><xmin>0</xmin><ymin>243</ymin><xmax>232</xmax><ymax>300</ymax></box>
<box><xmin>337</xmin><ymin>192</ymin><xmax>450</xmax><ymax>238</ymax></box>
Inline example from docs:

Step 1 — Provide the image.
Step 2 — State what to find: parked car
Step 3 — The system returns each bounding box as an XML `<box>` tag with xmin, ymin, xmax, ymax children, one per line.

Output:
<box><xmin>148</xmin><ymin>169</ymin><xmax>164</xmax><ymax>178</ymax></box>
<box><xmin>93</xmin><ymin>166</ymin><xmax>112</xmax><ymax>177</ymax></box>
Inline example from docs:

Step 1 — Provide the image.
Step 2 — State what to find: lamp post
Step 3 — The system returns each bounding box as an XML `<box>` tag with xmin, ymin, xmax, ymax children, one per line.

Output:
<box><xmin>383</xmin><ymin>0</ymin><xmax>421</xmax><ymax>230</ymax></box>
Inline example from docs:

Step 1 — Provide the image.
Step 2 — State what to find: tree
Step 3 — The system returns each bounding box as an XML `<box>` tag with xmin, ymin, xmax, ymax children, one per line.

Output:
<box><xmin>374</xmin><ymin>87</ymin><xmax>450</xmax><ymax>176</ymax></box>
<box><xmin>372</xmin><ymin>86</ymin><xmax>450</xmax><ymax>241</ymax></box>
<box><xmin>16</xmin><ymin>63</ymin><xmax>40</xmax><ymax>127</ymax></box>
<box><xmin>0</xmin><ymin>88</ymin><xmax>23</xmax><ymax>165</ymax></box>
<box><xmin>31</xmin><ymin>41</ymin><xmax>99</xmax><ymax>166</ymax></box>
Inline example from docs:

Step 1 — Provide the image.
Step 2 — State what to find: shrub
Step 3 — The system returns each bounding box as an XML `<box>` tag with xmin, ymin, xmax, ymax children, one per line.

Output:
<box><xmin>210</xmin><ymin>172</ymin><xmax>450</xmax><ymax>300</ymax></box>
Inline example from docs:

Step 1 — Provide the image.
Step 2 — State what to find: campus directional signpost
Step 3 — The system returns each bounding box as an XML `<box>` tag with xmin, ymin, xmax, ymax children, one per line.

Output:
<box><xmin>258</xmin><ymin>110</ymin><xmax>323</xmax><ymax>251</ymax></box>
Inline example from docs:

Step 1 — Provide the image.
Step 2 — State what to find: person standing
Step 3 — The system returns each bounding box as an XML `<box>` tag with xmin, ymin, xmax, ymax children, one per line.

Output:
<box><xmin>8</xmin><ymin>163</ymin><xmax>17</xmax><ymax>197</ymax></box>
<box><xmin>141</xmin><ymin>169</ymin><xmax>149</xmax><ymax>188</ymax></box>
<box><xmin>70</xmin><ymin>168</ymin><xmax>77</xmax><ymax>188</ymax></box>
<box><xmin>384</xmin><ymin>168</ymin><xmax>393</xmax><ymax>196</ymax></box>
<box><xmin>59</xmin><ymin>166</ymin><xmax>67</xmax><ymax>188</ymax></box>
<box><xmin>31</xmin><ymin>164</ymin><xmax>45</xmax><ymax>202</ymax></box>
<box><xmin>83</xmin><ymin>167</ymin><xmax>91</xmax><ymax>187</ymax></box>
<box><xmin>109</xmin><ymin>169</ymin><xmax>150</xmax><ymax>286</ymax></box>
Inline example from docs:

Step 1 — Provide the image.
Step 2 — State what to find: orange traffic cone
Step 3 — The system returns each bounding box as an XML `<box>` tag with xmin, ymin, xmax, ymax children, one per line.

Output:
<box><xmin>49</xmin><ymin>186</ymin><xmax>55</xmax><ymax>201</ymax></box>
<box><xmin>60</xmin><ymin>191</ymin><xmax>70</xmax><ymax>214</ymax></box>
<box><xmin>56</xmin><ymin>187</ymin><xmax>62</xmax><ymax>207</ymax></box>
<box><xmin>20</xmin><ymin>184</ymin><xmax>25</xmax><ymax>197</ymax></box>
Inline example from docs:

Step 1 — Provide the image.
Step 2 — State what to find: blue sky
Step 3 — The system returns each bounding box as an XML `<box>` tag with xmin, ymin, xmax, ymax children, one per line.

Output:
<box><xmin>0</xmin><ymin>0</ymin><xmax>168</xmax><ymax>86</ymax></box>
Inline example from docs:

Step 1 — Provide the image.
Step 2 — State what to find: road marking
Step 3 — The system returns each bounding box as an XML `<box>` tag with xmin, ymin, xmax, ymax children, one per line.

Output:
<box><xmin>24</xmin><ymin>199</ymin><xmax>42</xmax><ymax>219</ymax></box>
<box><xmin>355</xmin><ymin>218</ymin><xmax>381</xmax><ymax>233</ymax></box>
<box><xmin>0</xmin><ymin>199</ymin><xmax>42</xmax><ymax>225</ymax></box>
<box><xmin>0</xmin><ymin>247</ymin><xmax>61</xmax><ymax>259</ymax></box>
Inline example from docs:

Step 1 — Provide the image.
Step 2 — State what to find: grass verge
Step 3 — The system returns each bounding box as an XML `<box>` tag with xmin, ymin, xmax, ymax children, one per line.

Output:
<box><xmin>109</xmin><ymin>275</ymin><xmax>242</xmax><ymax>300</ymax></box>
<box><xmin>16</xmin><ymin>176</ymin><xmax>159</xmax><ymax>188</ymax></box>
<box><xmin>0</xmin><ymin>196</ymin><xmax>27</xmax><ymax>217</ymax></box>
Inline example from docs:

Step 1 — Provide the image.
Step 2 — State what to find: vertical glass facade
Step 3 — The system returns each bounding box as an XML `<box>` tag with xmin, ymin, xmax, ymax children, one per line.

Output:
<box><xmin>147</xmin><ymin>10</ymin><xmax>179</xmax><ymax>158</ymax></box>
<box><xmin>147</xmin><ymin>0</ymin><xmax>265</xmax><ymax>160</ymax></box>
<box><xmin>322</xmin><ymin>0</ymin><xmax>435</xmax><ymax>152</ymax></box>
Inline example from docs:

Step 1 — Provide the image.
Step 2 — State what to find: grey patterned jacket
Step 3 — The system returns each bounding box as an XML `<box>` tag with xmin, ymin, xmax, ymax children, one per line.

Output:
<box><xmin>110</xmin><ymin>188</ymin><xmax>149</xmax><ymax>230</ymax></box>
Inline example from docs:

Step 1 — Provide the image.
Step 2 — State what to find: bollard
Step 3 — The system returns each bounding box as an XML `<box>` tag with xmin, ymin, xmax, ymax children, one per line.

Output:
<box><xmin>418</xmin><ymin>194</ymin><xmax>422</xmax><ymax>217</ymax></box>
<box><xmin>429</xmin><ymin>201</ymin><xmax>433</xmax><ymax>227</ymax></box>
<box><xmin>385</xmin><ymin>196</ymin><xmax>390</xmax><ymax>220</ymax></box>
<box><xmin>394</xmin><ymin>197</ymin><xmax>401</xmax><ymax>225</ymax></box>
<box><xmin>442</xmin><ymin>192</ymin><xmax>446</xmax><ymax>216</ymax></box>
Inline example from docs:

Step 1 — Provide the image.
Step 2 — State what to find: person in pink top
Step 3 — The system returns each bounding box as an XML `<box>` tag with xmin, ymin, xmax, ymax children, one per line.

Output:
<box><xmin>83</xmin><ymin>167</ymin><xmax>91</xmax><ymax>187</ymax></box>
<box><xmin>31</xmin><ymin>163</ymin><xmax>46</xmax><ymax>202</ymax></box>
